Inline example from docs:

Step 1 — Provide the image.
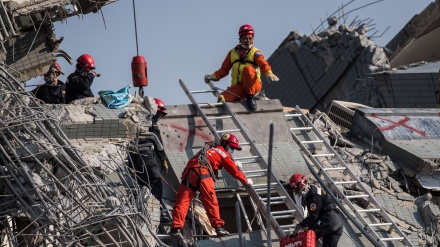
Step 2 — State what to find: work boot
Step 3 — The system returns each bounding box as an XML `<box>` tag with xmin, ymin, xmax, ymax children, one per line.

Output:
<box><xmin>246</xmin><ymin>94</ymin><xmax>257</xmax><ymax>111</ymax></box>
<box><xmin>169</xmin><ymin>228</ymin><xmax>181</xmax><ymax>236</ymax></box>
<box><xmin>215</xmin><ymin>227</ymin><xmax>229</xmax><ymax>236</ymax></box>
<box><xmin>160</xmin><ymin>215</ymin><xmax>171</xmax><ymax>224</ymax></box>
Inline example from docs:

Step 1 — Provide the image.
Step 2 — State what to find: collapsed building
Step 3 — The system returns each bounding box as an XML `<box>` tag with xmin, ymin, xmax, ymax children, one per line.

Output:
<box><xmin>0</xmin><ymin>0</ymin><xmax>439</xmax><ymax>247</ymax></box>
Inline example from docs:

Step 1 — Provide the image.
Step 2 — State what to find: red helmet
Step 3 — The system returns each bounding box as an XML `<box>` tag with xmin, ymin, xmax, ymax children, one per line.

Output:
<box><xmin>53</xmin><ymin>62</ymin><xmax>64</xmax><ymax>75</ymax></box>
<box><xmin>290</xmin><ymin>173</ymin><xmax>307</xmax><ymax>190</ymax></box>
<box><xmin>76</xmin><ymin>54</ymin><xmax>95</xmax><ymax>71</ymax></box>
<box><xmin>153</xmin><ymin>98</ymin><xmax>167</xmax><ymax>116</ymax></box>
<box><xmin>239</xmin><ymin>24</ymin><xmax>255</xmax><ymax>37</ymax></box>
<box><xmin>221</xmin><ymin>133</ymin><xmax>242</xmax><ymax>150</ymax></box>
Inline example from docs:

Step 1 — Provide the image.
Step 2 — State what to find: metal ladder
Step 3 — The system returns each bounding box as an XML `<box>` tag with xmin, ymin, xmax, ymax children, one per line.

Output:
<box><xmin>286</xmin><ymin>105</ymin><xmax>414</xmax><ymax>247</ymax></box>
<box><xmin>179</xmin><ymin>79</ymin><xmax>304</xmax><ymax>239</ymax></box>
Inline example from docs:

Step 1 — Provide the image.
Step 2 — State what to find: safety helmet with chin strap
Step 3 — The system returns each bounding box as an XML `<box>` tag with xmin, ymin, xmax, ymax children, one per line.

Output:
<box><xmin>220</xmin><ymin>133</ymin><xmax>242</xmax><ymax>151</ymax></box>
<box><xmin>239</xmin><ymin>24</ymin><xmax>255</xmax><ymax>37</ymax></box>
<box><xmin>290</xmin><ymin>173</ymin><xmax>308</xmax><ymax>191</ymax></box>
<box><xmin>76</xmin><ymin>54</ymin><xmax>95</xmax><ymax>72</ymax></box>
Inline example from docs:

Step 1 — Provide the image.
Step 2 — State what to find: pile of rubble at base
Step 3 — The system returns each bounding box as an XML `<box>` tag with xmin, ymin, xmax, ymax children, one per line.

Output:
<box><xmin>309</xmin><ymin>110</ymin><xmax>440</xmax><ymax>246</ymax></box>
<box><xmin>0</xmin><ymin>67</ymin><xmax>165</xmax><ymax>246</ymax></box>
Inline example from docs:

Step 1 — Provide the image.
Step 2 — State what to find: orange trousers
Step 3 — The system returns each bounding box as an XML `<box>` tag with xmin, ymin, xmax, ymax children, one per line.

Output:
<box><xmin>221</xmin><ymin>65</ymin><xmax>262</xmax><ymax>102</ymax></box>
<box><xmin>171</xmin><ymin>170</ymin><xmax>224</xmax><ymax>229</ymax></box>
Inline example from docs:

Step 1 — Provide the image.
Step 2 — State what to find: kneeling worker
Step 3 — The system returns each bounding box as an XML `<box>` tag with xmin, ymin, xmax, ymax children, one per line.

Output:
<box><xmin>289</xmin><ymin>173</ymin><xmax>343</xmax><ymax>247</ymax></box>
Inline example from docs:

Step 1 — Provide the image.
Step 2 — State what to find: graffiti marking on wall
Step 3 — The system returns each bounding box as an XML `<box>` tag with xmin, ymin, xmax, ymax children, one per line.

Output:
<box><xmin>371</xmin><ymin>114</ymin><xmax>427</xmax><ymax>136</ymax></box>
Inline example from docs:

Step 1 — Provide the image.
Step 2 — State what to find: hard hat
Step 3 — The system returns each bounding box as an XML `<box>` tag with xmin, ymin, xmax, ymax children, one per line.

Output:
<box><xmin>47</xmin><ymin>61</ymin><xmax>64</xmax><ymax>76</ymax></box>
<box><xmin>239</xmin><ymin>24</ymin><xmax>255</xmax><ymax>37</ymax></box>
<box><xmin>221</xmin><ymin>133</ymin><xmax>242</xmax><ymax>150</ymax></box>
<box><xmin>290</xmin><ymin>173</ymin><xmax>307</xmax><ymax>190</ymax></box>
<box><xmin>53</xmin><ymin>61</ymin><xmax>65</xmax><ymax>75</ymax></box>
<box><xmin>76</xmin><ymin>54</ymin><xmax>95</xmax><ymax>71</ymax></box>
<box><xmin>153</xmin><ymin>98</ymin><xmax>167</xmax><ymax>115</ymax></box>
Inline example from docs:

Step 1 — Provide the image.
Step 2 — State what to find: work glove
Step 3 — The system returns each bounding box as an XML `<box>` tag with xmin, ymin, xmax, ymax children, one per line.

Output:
<box><xmin>204</xmin><ymin>74</ymin><xmax>216</xmax><ymax>84</ymax></box>
<box><xmin>235</xmin><ymin>161</ymin><xmax>243</xmax><ymax>170</ymax></box>
<box><xmin>290</xmin><ymin>224</ymin><xmax>303</xmax><ymax>238</ymax></box>
<box><xmin>161</xmin><ymin>160</ymin><xmax>169</xmax><ymax>175</ymax></box>
<box><xmin>90</xmin><ymin>70</ymin><xmax>101</xmax><ymax>77</ymax></box>
<box><xmin>217</xmin><ymin>95</ymin><xmax>225</xmax><ymax>103</ymax></box>
<box><xmin>266</xmin><ymin>73</ymin><xmax>279</xmax><ymax>82</ymax></box>
<box><xmin>246</xmin><ymin>178</ymin><xmax>253</xmax><ymax>185</ymax></box>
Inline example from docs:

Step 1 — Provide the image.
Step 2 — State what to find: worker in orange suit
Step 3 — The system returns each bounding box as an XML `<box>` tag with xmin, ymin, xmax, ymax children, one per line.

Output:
<box><xmin>204</xmin><ymin>24</ymin><xmax>279</xmax><ymax>112</ymax></box>
<box><xmin>169</xmin><ymin>133</ymin><xmax>253</xmax><ymax>237</ymax></box>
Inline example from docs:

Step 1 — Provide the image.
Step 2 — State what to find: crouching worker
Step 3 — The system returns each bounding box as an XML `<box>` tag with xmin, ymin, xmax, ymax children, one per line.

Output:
<box><xmin>128</xmin><ymin>98</ymin><xmax>170</xmax><ymax>222</ymax></box>
<box><xmin>289</xmin><ymin>173</ymin><xmax>343</xmax><ymax>247</ymax></box>
<box><xmin>169</xmin><ymin>133</ymin><xmax>253</xmax><ymax>237</ymax></box>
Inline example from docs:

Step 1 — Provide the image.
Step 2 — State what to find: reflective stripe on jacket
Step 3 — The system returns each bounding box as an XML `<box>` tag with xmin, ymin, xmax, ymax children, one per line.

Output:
<box><xmin>230</xmin><ymin>46</ymin><xmax>261</xmax><ymax>86</ymax></box>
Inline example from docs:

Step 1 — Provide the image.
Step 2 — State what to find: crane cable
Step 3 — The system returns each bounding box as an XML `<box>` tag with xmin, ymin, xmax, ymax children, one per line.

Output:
<box><xmin>132</xmin><ymin>0</ymin><xmax>139</xmax><ymax>56</ymax></box>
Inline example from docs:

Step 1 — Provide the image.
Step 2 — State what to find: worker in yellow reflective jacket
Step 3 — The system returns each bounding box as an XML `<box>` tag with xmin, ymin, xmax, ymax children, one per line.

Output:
<box><xmin>204</xmin><ymin>24</ymin><xmax>279</xmax><ymax>112</ymax></box>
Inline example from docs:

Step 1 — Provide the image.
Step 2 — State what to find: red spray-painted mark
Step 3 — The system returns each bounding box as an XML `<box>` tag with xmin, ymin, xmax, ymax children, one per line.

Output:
<box><xmin>162</xmin><ymin>123</ymin><xmax>213</xmax><ymax>152</ymax></box>
<box><xmin>371</xmin><ymin>113</ymin><xmax>426</xmax><ymax>136</ymax></box>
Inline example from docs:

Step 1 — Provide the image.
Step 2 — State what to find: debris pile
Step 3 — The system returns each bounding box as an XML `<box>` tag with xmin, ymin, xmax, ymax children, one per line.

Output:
<box><xmin>265</xmin><ymin>16</ymin><xmax>390</xmax><ymax>110</ymax></box>
<box><xmin>309</xmin><ymin>109</ymin><xmax>440</xmax><ymax>246</ymax></box>
<box><xmin>0</xmin><ymin>67</ymin><xmax>165</xmax><ymax>246</ymax></box>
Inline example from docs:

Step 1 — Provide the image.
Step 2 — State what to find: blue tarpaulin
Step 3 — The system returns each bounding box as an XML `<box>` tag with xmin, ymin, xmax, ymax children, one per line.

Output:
<box><xmin>98</xmin><ymin>85</ymin><xmax>133</xmax><ymax>109</ymax></box>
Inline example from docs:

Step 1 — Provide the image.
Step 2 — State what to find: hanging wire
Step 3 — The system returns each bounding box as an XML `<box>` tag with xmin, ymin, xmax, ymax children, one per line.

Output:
<box><xmin>132</xmin><ymin>0</ymin><xmax>139</xmax><ymax>56</ymax></box>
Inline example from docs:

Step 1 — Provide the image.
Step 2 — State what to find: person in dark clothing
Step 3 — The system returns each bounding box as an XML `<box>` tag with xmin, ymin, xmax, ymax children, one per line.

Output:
<box><xmin>128</xmin><ymin>98</ymin><xmax>169</xmax><ymax>202</ymax></box>
<box><xmin>32</xmin><ymin>62</ymin><xmax>66</xmax><ymax>104</ymax></box>
<box><xmin>65</xmin><ymin>54</ymin><xmax>100</xmax><ymax>104</ymax></box>
<box><xmin>289</xmin><ymin>173</ymin><xmax>343</xmax><ymax>247</ymax></box>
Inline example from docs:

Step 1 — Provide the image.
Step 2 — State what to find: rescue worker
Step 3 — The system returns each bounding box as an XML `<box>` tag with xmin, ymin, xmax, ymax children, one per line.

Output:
<box><xmin>289</xmin><ymin>173</ymin><xmax>343</xmax><ymax>247</ymax></box>
<box><xmin>128</xmin><ymin>98</ymin><xmax>169</xmax><ymax>202</ymax></box>
<box><xmin>31</xmin><ymin>62</ymin><xmax>66</xmax><ymax>104</ymax></box>
<box><xmin>169</xmin><ymin>133</ymin><xmax>253</xmax><ymax>237</ymax></box>
<box><xmin>204</xmin><ymin>24</ymin><xmax>279</xmax><ymax>112</ymax></box>
<box><xmin>65</xmin><ymin>54</ymin><xmax>100</xmax><ymax>104</ymax></box>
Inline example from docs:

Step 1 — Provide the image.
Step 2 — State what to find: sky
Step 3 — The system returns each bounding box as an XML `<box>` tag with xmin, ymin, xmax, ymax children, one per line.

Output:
<box><xmin>27</xmin><ymin>0</ymin><xmax>434</xmax><ymax>106</ymax></box>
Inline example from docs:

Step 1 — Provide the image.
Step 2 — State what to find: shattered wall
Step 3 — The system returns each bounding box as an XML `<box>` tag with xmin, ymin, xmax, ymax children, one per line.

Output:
<box><xmin>0</xmin><ymin>0</ymin><xmax>116</xmax><ymax>82</ymax></box>
<box><xmin>0</xmin><ymin>66</ymin><xmax>164</xmax><ymax>246</ymax></box>
<box><xmin>263</xmin><ymin>17</ymin><xmax>389</xmax><ymax>111</ymax></box>
<box><xmin>386</xmin><ymin>0</ymin><xmax>440</xmax><ymax>68</ymax></box>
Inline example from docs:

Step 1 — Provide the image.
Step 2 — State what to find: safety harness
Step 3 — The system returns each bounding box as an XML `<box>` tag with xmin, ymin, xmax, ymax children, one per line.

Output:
<box><xmin>231</xmin><ymin>46</ymin><xmax>258</xmax><ymax>85</ymax></box>
<box><xmin>181</xmin><ymin>142</ymin><xmax>219</xmax><ymax>191</ymax></box>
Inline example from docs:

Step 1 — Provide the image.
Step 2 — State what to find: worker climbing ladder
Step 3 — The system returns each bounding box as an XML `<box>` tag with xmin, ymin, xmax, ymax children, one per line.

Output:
<box><xmin>285</xmin><ymin>105</ymin><xmax>414</xmax><ymax>247</ymax></box>
<box><xmin>179</xmin><ymin>79</ymin><xmax>304</xmax><ymax>239</ymax></box>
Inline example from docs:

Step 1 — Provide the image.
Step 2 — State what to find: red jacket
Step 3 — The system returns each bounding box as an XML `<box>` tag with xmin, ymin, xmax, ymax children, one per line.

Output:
<box><xmin>182</xmin><ymin>144</ymin><xmax>247</xmax><ymax>184</ymax></box>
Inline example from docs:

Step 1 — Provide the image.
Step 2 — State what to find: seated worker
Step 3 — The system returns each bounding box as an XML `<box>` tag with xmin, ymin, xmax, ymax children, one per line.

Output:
<box><xmin>289</xmin><ymin>173</ymin><xmax>343</xmax><ymax>247</ymax></box>
<box><xmin>31</xmin><ymin>62</ymin><xmax>65</xmax><ymax>104</ymax></box>
<box><xmin>65</xmin><ymin>54</ymin><xmax>100</xmax><ymax>104</ymax></box>
<box><xmin>204</xmin><ymin>24</ymin><xmax>279</xmax><ymax>111</ymax></box>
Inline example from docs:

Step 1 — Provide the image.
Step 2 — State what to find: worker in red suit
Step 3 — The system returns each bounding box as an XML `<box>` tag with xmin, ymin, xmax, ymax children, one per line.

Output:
<box><xmin>289</xmin><ymin>173</ymin><xmax>343</xmax><ymax>247</ymax></box>
<box><xmin>204</xmin><ymin>24</ymin><xmax>279</xmax><ymax>112</ymax></box>
<box><xmin>169</xmin><ymin>133</ymin><xmax>253</xmax><ymax>237</ymax></box>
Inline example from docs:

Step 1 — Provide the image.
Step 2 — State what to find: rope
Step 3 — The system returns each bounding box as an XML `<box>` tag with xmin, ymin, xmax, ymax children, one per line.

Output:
<box><xmin>197</xmin><ymin>142</ymin><xmax>217</xmax><ymax>180</ymax></box>
<box><xmin>132</xmin><ymin>0</ymin><xmax>139</xmax><ymax>56</ymax></box>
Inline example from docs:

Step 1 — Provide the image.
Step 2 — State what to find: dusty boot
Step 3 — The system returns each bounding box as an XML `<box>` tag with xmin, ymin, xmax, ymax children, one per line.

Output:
<box><xmin>169</xmin><ymin>228</ymin><xmax>181</xmax><ymax>236</ymax></box>
<box><xmin>160</xmin><ymin>214</ymin><xmax>171</xmax><ymax>224</ymax></box>
<box><xmin>215</xmin><ymin>227</ymin><xmax>229</xmax><ymax>236</ymax></box>
<box><xmin>246</xmin><ymin>94</ymin><xmax>257</xmax><ymax>111</ymax></box>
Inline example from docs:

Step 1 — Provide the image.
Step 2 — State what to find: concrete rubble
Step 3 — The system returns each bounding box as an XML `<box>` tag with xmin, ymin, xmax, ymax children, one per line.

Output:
<box><xmin>309</xmin><ymin>108</ymin><xmax>440</xmax><ymax>246</ymax></box>
<box><xmin>0</xmin><ymin>67</ymin><xmax>169</xmax><ymax>246</ymax></box>
<box><xmin>264</xmin><ymin>15</ymin><xmax>390</xmax><ymax>111</ymax></box>
<box><xmin>0</xmin><ymin>0</ymin><xmax>439</xmax><ymax>246</ymax></box>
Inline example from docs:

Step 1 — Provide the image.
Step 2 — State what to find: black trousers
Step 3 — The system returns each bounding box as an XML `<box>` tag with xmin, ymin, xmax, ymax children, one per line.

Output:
<box><xmin>311</xmin><ymin>210</ymin><xmax>343</xmax><ymax>247</ymax></box>
<box><xmin>129</xmin><ymin>148</ymin><xmax>162</xmax><ymax>201</ymax></box>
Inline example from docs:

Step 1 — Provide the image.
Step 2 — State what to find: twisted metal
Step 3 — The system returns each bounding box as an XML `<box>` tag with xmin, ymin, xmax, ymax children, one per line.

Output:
<box><xmin>0</xmin><ymin>66</ymin><xmax>160</xmax><ymax>246</ymax></box>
